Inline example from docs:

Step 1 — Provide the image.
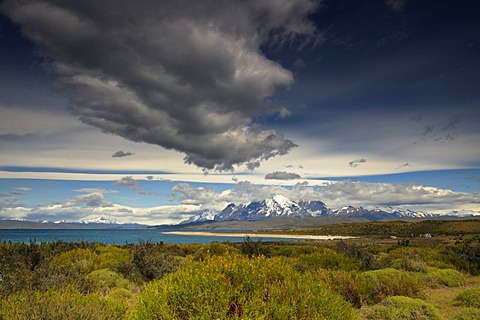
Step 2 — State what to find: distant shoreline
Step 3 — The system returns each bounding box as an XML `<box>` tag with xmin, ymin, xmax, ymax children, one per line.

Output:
<box><xmin>161</xmin><ymin>231</ymin><xmax>355</xmax><ymax>240</ymax></box>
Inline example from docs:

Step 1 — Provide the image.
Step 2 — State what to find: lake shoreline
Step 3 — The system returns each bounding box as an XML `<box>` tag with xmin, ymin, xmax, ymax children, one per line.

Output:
<box><xmin>161</xmin><ymin>231</ymin><xmax>355</xmax><ymax>240</ymax></box>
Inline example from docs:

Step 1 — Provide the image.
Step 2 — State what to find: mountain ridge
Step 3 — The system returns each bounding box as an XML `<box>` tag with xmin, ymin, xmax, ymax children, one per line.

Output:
<box><xmin>181</xmin><ymin>195</ymin><xmax>445</xmax><ymax>224</ymax></box>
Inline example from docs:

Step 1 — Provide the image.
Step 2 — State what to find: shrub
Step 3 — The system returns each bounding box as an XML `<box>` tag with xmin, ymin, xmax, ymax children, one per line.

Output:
<box><xmin>424</xmin><ymin>267</ymin><xmax>466</xmax><ymax>287</ymax></box>
<box><xmin>0</xmin><ymin>287</ymin><xmax>126</xmax><ymax>320</ymax></box>
<box><xmin>86</xmin><ymin>268</ymin><xmax>131</xmax><ymax>294</ymax></box>
<box><xmin>454</xmin><ymin>288</ymin><xmax>480</xmax><ymax>308</ymax></box>
<box><xmin>129</xmin><ymin>254</ymin><xmax>354</xmax><ymax>319</ymax></box>
<box><xmin>363</xmin><ymin>296</ymin><xmax>440</xmax><ymax>320</ymax></box>
<box><xmin>443</xmin><ymin>237</ymin><xmax>480</xmax><ymax>275</ymax></box>
<box><xmin>355</xmin><ymin>268</ymin><xmax>424</xmax><ymax>305</ymax></box>
<box><xmin>452</xmin><ymin>308</ymin><xmax>480</xmax><ymax>320</ymax></box>
<box><xmin>313</xmin><ymin>269</ymin><xmax>362</xmax><ymax>307</ymax></box>
<box><xmin>193</xmin><ymin>242</ymin><xmax>237</xmax><ymax>261</ymax></box>
<box><xmin>296</xmin><ymin>248</ymin><xmax>361</xmax><ymax>272</ymax></box>
<box><xmin>391</xmin><ymin>257</ymin><xmax>428</xmax><ymax>273</ymax></box>
<box><xmin>49</xmin><ymin>248</ymin><xmax>98</xmax><ymax>273</ymax></box>
<box><xmin>94</xmin><ymin>245</ymin><xmax>131</xmax><ymax>269</ymax></box>
<box><xmin>130</xmin><ymin>242</ymin><xmax>181</xmax><ymax>281</ymax></box>
<box><xmin>239</xmin><ymin>236</ymin><xmax>271</xmax><ymax>258</ymax></box>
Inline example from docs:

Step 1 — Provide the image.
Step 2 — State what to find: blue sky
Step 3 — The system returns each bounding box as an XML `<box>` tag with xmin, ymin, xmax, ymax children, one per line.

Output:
<box><xmin>0</xmin><ymin>0</ymin><xmax>479</xmax><ymax>224</ymax></box>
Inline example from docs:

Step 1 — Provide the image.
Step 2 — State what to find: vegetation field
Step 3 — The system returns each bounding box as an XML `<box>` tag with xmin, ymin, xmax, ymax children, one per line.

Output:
<box><xmin>1</xmin><ymin>219</ymin><xmax>479</xmax><ymax>319</ymax></box>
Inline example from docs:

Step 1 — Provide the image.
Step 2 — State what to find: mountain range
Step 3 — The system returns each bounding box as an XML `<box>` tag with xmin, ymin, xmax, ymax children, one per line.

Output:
<box><xmin>181</xmin><ymin>195</ymin><xmax>445</xmax><ymax>224</ymax></box>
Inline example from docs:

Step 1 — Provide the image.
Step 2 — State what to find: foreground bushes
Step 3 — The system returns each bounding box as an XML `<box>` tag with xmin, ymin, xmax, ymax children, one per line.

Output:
<box><xmin>361</xmin><ymin>296</ymin><xmax>440</xmax><ymax>320</ymax></box>
<box><xmin>0</xmin><ymin>238</ymin><xmax>478</xmax><ymax>318</ymax></box>
<box><xmin>314</xmin><ymin>267</ymin><xmax>424</xmax><ymax>307</ymax></box>
<box><xmin>453</xmin><ymin>308</ymin><xmax>480</xmax><ymax>320</ymax></box>
<box><xmin>129</xmin><ymin>253</ymin><xmax>355</xmax><ymax>319</ymax></box>
<box><xmin>454</xmin><ymin>288</ymin><xmax>480</xmax><ymax>308</ymax></box>
<box><xmin>425</xmin><ymin>267</ymin><xmax>466</xmax><ymax>287</ymax></box>
<box><xmin>0</xmin><ymin>286</ymin><xmax>126</xmax><ymax>320</ymax></box>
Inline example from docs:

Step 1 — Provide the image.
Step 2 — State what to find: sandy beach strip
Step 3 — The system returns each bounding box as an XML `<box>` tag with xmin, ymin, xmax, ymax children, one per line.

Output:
<box><xmin>161</xmin><ymin>231</ymin><xmax>355</xmax><ymax>240</ymax></box>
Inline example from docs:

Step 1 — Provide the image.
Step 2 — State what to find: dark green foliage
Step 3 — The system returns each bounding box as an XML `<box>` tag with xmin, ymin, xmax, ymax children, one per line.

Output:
<box><xmin>239</xmin><ymin>236</ymin><xmax>271</xmax><ymax>258</ymax></box>
<box><xmin>287</xmin><ymin>219</ymin><xmax>480</xmax><ymax>237</ymax></box>
<box><xmin>129</xmin><ymin>240</ymin><xmax>181</xmax><ymax>281</ymax></box>
<box><xmin>334</xmin><ymin>241</ymin><xmax>380</xmax><ymax>270</ymax></box>
<box><xmin>443</xmin><ymin>236</ymin><xmax>480</xmax><ymax>275</ymax></box>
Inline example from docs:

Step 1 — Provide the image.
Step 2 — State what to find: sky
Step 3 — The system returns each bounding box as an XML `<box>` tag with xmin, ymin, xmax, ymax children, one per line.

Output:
<box><xmin>0</xmin><ymin>0</ymin><xmax>479</xmax><ymax>225</ymax></box>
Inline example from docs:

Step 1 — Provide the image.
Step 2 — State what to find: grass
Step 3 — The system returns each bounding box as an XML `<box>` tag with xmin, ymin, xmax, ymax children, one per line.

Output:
<box><xmin>423</xmin><ymin>276</ymin><xmax>480</xmax><ymax>320</ymax></box>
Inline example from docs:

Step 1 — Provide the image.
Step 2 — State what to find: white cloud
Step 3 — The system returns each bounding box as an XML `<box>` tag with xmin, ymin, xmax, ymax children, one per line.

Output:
<box><xmin>169</xmin><ymin>181</ymin><xmax>480</xmax><ymax>215</ymax></box>
<box><xmin>1</xmin><ymin>180</ymin><xmax>478</xmax><ymax>225</ymax></box>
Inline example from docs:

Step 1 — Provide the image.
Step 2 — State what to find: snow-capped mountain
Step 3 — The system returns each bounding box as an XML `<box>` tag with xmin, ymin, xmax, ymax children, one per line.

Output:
<box><xmin>180</xmin><ymin>209</ymin><xmax>216</xmax><ymax>224</ymax></box>
<box><xmin>81</xmin><ymin>217</ymin><xmax>120</xmax><ymax>224</ymax></box>
<box><xmin>181</xmin><ymin>195</ymin><xmax>440</xmax><ymax>224</ymax></box>
<box><xmin>330</xmin><ymin>205</ymin><xmax>434</xmax><ymax>220</ymax></box>
<box><xmin>214</xmin><ymin>195</ymin><xmax>316</xmax><ymax>221</ymax></box>
<box><xmin>297</xmin><ymin>200</ymin><xmax>330</xmax><ymax>216</ymax></box>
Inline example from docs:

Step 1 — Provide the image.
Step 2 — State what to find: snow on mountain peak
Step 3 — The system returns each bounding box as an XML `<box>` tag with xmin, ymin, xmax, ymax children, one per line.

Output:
<box><xmin>272</xmin><ymin>194</ymin><xmax>291</xmax><ymax>206</ymax></box>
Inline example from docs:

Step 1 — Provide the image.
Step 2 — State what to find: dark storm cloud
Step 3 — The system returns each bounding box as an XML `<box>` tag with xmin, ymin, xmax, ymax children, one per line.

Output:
<box><xmin>1</xmin><ymin>0</ymin><xmax>320</xmax><ymax>171</ymax></box>
<box><xmin>349</xmin><ymin>159</ymin><xmax>366</xmax><ymax>168</ymax></box>
<box><xmin>265</xmin><ymin>171</ymin><xmax>302</xmax><ymax>180</ymax></box>
<box><xmin>112</xmin><ymin>150</ymin><xmax>135</xmax><ymax>158</ymax></box>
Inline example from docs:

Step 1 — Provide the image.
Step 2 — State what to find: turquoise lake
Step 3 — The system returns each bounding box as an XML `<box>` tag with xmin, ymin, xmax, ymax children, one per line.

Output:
<box><xmin>0</xmin><ymin>228</ymin><xmax>301</xmax><ymax>244</ymax></box>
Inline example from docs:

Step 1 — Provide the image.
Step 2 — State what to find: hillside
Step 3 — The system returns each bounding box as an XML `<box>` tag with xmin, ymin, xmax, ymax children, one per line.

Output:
<box><xmin>270</xmin><ymin>218</ymin><xmax>480</xmax><ymax>237</ymax></box>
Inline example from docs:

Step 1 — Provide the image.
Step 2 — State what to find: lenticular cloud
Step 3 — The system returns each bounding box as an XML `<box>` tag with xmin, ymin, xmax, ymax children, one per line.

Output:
<box><xmin>2</xmin><ymin>0</ymin><xmax>320</xmax><ymax>170</ymax></box>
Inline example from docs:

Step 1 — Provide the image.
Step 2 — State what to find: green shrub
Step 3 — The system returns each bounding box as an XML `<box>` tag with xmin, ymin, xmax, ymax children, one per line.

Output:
<box><xmin>130</xmin><ymin>243</ymin><xmax>181</xmax><ymax>281</ymax></box>
<box><xmin>129</xmin><ymin>254</ymin><xmax>354</xmax><ymax>320</ymax></box>
<box><xmin>296</xmin><ymin>248</ymin><xmax>361</xmax><ymax>272</ymax></box>
<box><xmin>454</xmin><ymin>288</ymin><xmax>480</xmax><ymax>308</ymax></box>
<box><xmin>387</xmin><ymin>246</ymin><xmax>450</xmax><ymax>268</ymax></box>
<box><xmin>239</xmin><ymin>236</ymin><xmax>271</xmax><ymax>258</ymax></box>
<box><xmin>391</xmin><ymin>257</ymin><xmax>429</xmax><ymax>273</ymax></box>
<box><xmin>363</xmin><ymin>296</ymin><xmax>440</xmax><ymax>320</ymax></box>
<box><xmin>0</xmin><ymin>287</ymin><xmax>126</xmax><ymax>320</ymax></box>
<box><xmin>107</xmin><ymin>287</ymin><xmax>134</xmax><ymax>306</ymax></box>
<box><xmin>313</xmin><ymin>269</ymin><xmax>362</xmax><ymax>307</ymax></box>
<box><xmin>94</xmin><ymin>245</ymin><xmax>131</xmax><ymax>269</ymax></box>
<box><xmin>49</xmin><ymin>248</ymin><xmax>98</xmax><ymax>273</ymax></box>
<box><xmin>452</xmin><ymin>308</ymin><xmax>480</xmax><ymax>320</ymax></box>
<box><xmin>86</xmin><ymin>268</ymin><xmax>131</xmax><ymax>293</ymax></box>
<box><xmin>424</xmin><ymin>267</ymin><xmax>466</xmax><ymax>287</ymax></box>
<box><xmin>443</xmin><ymin>237</ymin><xmax>480</xmax><ymax>275</ymax></box>
<box><xmin>193</xmin><ymin>242</ymin><xmax>237</xmax><ymax>261</ymax></box>
<box><xmin>355</xmin><ymin>268</ymin><xmax>424</xmax><ymax>305</ymax></box>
